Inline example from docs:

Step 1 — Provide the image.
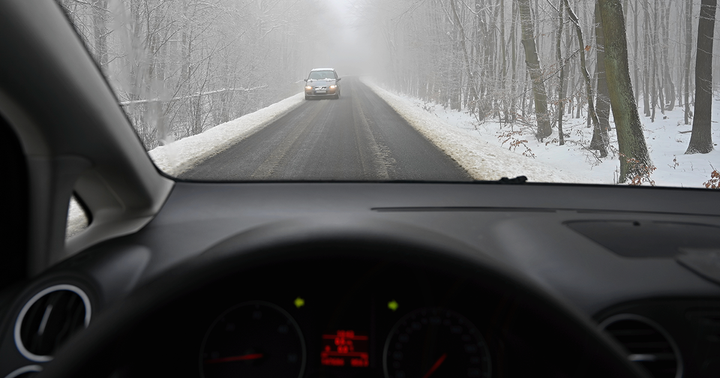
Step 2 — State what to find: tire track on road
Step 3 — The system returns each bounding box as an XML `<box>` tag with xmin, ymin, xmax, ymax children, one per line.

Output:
<box><xmin>250</xmin><ymin>100</ymin><xmax>329</xmax><ymax>179</ymax></box>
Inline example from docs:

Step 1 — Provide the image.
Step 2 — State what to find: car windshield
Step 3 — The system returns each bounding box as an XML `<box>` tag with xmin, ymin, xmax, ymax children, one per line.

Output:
<box><xmin>58</xmin><ymin>0</ymin><xmax>719</xmax><ymax>187</ymax></box>
<box><xmin>309</xmin><ymin>71</ymin><xmax>335</xmax><ymax>80</ymax></box>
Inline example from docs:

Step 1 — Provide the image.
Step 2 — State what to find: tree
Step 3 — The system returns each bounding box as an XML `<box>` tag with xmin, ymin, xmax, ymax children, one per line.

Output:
<box><xmin>684</xmin><ymin>0</ymin><xmax>693</xmax><ymax>125</ymax></box>
<box><xmin>517</xmin><ymin>0</ymin><xmax>552</xmax><ymax>139</ymax></box>
<box><xmin>556</xmin><ymin>0</ymin><xmax>566</xmax><ymax>146</ymax></box>
<box><xmin>565</xmin><ymin>0</ymin><xmax>606</xmax><ymax>157</ymax></box>
<box><xmin>686</xmin><ymin>0</ymin><xmax>716</xmax><ymax>154</ymax></box>
<box><xmin>594</xmin><ymin>0</ymin><xmax>611</xmax><ymax>149</ymax></box>
<box><xmin>598</xmin><ymin>0</ymin><xmax>652</xmax><ymax>183</ymax></box>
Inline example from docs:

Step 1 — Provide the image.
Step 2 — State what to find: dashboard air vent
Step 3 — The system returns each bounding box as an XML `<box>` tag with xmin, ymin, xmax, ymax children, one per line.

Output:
<box><xmin>14</xmin><ymin>284</ymin><xmax>91</xmax><ymax>362</ymax></box>
<box><xmin>600</xmin><ymin>315</ymin><xmax>682</xmax><ymax>378</ymax></box>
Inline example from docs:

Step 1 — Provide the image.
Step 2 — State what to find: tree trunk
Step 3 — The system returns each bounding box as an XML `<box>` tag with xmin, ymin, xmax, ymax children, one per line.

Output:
<box><xmin>643</xmin><ymin>7</ymin><xmax>651</xmax><ymax>117</ymax></box>
<box><xmin>517</xmin><ymin>0</ymin><xmax>552</xmax><ymax>139</ymax></box>
<box><xmin>633</xmin><ymin>0</ymin><xmax>639</xmax><ymax>104</ymax></box>
<box><xmin>92</xmin><ymin>0</ymin><xmax>108</xmax><ymax>68</ymax></box>
<box><xmin>686</xmin><ymin>0</ymin><xmax>716</xmax><ymax>154</ymax></box>
<box><xmin>684</xmin><ymin>0</ymin><xmax>693</xmax><ymax>125</ymax></box>
<box><xmin>565</xmin><ymin>0</ymin><xmax>606</xmax><ymax>157</ymax></box>
<box><xmin>557</xmin><ymin>0</ymin><xmax>566</xmax><ymax>146</ymax></box>
<box><xmin>661</xmin><ymin>1</ymin><xmax>675</xmax><ymax>111</ymax></box>
<box><xmin>598</xmin><ymin>0</ymin><xmax>652</xmax><ymax>183</ymax></box>
<box><xmin>594</xmin><ymin>0</ymin><xmax>612</xmax><ymax>142</ymax></box>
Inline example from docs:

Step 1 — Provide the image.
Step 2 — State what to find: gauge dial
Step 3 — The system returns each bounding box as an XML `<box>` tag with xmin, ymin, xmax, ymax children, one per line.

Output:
<box><xmin>383</xmin><ymin>308</ymin><xmax>491</xmax><ymax>378</ymax></box>
<box><xmin>200</xmin><ymin>301</ymin><xmax>305</xmax><ymax>378</ymax></box>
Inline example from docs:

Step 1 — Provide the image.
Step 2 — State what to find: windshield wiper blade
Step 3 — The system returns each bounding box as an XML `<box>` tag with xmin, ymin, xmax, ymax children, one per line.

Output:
<box><xmin>497</xmin><ymin>176</ymin><xmax>528</xmax><ymax>184</ymax></box>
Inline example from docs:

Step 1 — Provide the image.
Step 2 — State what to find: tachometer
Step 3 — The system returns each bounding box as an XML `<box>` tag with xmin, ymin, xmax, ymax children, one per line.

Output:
<box><xmin>200</xmin><ymin>301</ymin><xmax>305</xmax><ymax>378</ymax></box>
<box><xmin>383</xmin><ymin>308</ymin><xmax>491</xmax><ymax>378</ymax></box>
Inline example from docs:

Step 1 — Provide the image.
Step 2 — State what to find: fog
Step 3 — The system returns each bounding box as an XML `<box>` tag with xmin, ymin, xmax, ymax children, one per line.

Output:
<box><xmin>60</xmin><ymin>0</ymin><xmax>720</xmax><ymax>153</ymax></box>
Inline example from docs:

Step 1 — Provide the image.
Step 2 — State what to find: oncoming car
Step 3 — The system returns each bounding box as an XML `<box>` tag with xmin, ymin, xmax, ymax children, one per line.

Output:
<box><xmin>304</xmin><ymin>68</ymin><xmax>341</xmax><ymax>100</ymax></box>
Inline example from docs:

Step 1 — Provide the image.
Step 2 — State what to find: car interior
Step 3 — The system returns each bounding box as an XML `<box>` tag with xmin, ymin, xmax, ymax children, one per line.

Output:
<box><xmin>1</xmin><ymin>1</ymin><xmax>719</xmax><ymax>378</ymax></box>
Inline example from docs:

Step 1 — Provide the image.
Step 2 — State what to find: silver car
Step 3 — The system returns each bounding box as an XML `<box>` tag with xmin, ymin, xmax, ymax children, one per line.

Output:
<box><xmin>304</xmin><ymin>68</ymin><xmax>341</xmax><ymax>100</ymax></box>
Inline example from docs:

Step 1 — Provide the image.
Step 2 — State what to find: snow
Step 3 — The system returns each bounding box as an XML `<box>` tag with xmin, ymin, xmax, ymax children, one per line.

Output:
<box><xmin>148</xmin><ymin>93</ymin><xmax>305</xmax><ymax>176</ymax></box>
<box><xmin>363</xmin><ymin>79</ymin><xmax>593</xmax><ymax>182</ymax></box>
<box><xmin>363</xmin><ymin>78</ymin><xmax>720</xmax><ymax>187</ymax></box>
<box><xmin>66</xmin><ymin>197</ymin><xmax>88</xmax><ymax>240</ymax></box>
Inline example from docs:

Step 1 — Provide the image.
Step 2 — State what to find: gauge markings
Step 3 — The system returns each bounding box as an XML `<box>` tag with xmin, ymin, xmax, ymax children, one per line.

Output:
<box><xmin>204</xmin><ymin>353</ymin><xmax>264</xmax><ymax>364</ymax></box>
<box><xmin>200</xmin><ymin>301</ymin><xmax>306</xmax><ymax>378</ymax></box>
<box><xmin>383</xmin><ymin>308</ymin><xmax>491</xmax><ymax>378</ymax></box>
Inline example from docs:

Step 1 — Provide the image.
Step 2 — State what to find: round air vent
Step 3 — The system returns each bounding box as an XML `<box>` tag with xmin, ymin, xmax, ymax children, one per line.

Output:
<box><xmin>4</xmin><ymin>365</ymin><xmax>42</xmax><ymax>378</ymax></box>
<box><xmin>599</xmin><ymin>314</ymin><xmax>682</xmax><ymax>378</ymax></box>
<box><xmin>13</xmin><ymin>284</ymin><xmax>91</xmax><ymax>362</ymax></box>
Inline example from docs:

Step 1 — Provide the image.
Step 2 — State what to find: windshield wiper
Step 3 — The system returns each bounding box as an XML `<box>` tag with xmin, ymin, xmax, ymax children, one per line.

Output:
<box><xmin>496</xmin><ymin>176</ymin><xmax>528</xmax><ymax>184</ymax></box>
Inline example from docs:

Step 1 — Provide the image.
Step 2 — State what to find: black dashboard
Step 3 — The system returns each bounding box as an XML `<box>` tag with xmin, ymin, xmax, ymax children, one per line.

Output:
<box><xmin>1</xmin><ymin>183</ymin><xmax>720</xmax><ymax>378</ymax></box>
<box><xmin>82</xmin><ymin>252</ymin><xmax>639</xmax><ymax>378</ymax></box>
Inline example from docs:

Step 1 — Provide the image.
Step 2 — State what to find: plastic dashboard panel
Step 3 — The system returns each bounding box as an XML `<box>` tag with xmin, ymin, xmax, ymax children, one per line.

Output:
<box><xmin>1</xmin><ymin>182</ymin><xmax>720</xmax><ymax>378</ymax></box>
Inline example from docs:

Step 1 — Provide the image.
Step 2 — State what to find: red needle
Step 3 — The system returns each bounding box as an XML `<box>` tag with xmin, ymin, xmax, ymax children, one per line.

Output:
<box><xmin>422</xmin><ymin>353</ymin><xmax>447</xmax><ymax>378</ymax></box>
<box><xmin>204</xmin><ymin>353</ymin><xmax>264</xmax><ymax>364</ymax></box>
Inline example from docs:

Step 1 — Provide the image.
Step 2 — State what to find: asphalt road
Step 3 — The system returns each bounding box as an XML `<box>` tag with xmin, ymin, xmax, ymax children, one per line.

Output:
<box><xmin>180</xmin><ymin>77</ymin><xmax>471</xmax><ymax>181</ymax></box>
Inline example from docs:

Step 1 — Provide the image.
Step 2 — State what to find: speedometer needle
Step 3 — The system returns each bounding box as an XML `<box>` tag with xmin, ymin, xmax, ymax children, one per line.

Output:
<box><xmin>422</xmin><ymin>353</ymin><xmax>447</xmax><ymax>378</ymax></box>
<box><xmin>204</xmin><ymin>353</ymin><xmax>264</xmax><ymax>364</ymax></box>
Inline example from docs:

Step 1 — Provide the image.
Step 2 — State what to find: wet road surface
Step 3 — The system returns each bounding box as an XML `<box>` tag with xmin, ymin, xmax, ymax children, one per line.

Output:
<box><xmin>181</xmin><ymin>77</ymin><xmax>471</xmax><ymax>181</ymax></box>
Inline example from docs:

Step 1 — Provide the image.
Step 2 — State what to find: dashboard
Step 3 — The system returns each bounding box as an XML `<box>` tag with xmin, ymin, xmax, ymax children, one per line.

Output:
<box><xmin>1</xmin><ymin>183</ymin><xmax>720</xmax><ymax>378</ymax></box>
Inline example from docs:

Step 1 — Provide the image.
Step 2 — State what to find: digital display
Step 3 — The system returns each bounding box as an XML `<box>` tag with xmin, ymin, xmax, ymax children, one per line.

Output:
<box><xmin>320</xmin><ymin>330</ymin><xmax>369</xmax><ymax>367</ymax></box>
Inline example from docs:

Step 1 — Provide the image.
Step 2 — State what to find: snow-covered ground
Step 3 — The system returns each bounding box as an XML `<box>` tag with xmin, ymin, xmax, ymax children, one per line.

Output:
<box><xmin>365</xmin><ymin>79</ymin><xmax>720</xmax><ymax>188</ymax></box>
<box><xmin>149</xmin><ymin>93</ymin><xmax>304</xmax><ymax>176</ymax></box>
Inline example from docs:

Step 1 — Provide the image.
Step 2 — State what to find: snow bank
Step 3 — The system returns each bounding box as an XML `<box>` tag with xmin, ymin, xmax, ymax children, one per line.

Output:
<box><xmin>149</xmin><ymin>93</ymin><xmax>304</xmax><ymax>175</ymax></box>
<box><xmin>363</xmin><ymin>79</ymin><xmax>592</xmax><ymax>183</ymax></box>
<box><xmin>365</xmin><ymin>79</ymin><xmax>720</xmax><ymax>188</ymax></box>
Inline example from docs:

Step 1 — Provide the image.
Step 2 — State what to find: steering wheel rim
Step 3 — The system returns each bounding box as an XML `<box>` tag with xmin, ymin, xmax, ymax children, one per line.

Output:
<box><xmin>38</xmin><ymin>218</ymin><xmax>649</xmax><ymax>378</ymax></box>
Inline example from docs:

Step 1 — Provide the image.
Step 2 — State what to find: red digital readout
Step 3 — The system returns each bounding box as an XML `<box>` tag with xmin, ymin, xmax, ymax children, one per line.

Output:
<box><xmin>320</xmin><ymin>330</ymin><xmax>369</xmax><ymax>367</ymax></box>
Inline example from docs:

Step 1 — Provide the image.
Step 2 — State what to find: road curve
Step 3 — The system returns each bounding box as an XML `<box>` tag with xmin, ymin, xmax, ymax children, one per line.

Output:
<box><xmin>180</xmin><ymin>77</ymin><xmax>471</xmax><ymax>181</ymax></box>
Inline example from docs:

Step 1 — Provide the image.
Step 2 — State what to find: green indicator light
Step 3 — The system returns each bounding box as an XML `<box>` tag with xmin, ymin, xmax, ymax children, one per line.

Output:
<box><xmin>294</xmin><ymin>297</ymin><xmax>305</xmax><ymax>308</ymax></box>
<box><xmin>388</xmin><ymin>300</ymin><xmax>399</xmax><ymax>312</ymax></box>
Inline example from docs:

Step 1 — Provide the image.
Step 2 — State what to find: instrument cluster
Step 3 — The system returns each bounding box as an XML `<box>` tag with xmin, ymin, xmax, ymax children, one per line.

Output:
<box><xmin>125</xmin><ymin>258</ymin><xmax>505</xmax><ymax>378</ymax></box>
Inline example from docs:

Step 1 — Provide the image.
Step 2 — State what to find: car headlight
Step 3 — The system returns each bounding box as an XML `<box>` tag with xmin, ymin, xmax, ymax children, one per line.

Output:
<box><xmin>305</xmin><ymin>86</ymin><xmax>312</xmax><ymax>90</ymax></box>
<box><xmin>330</xmin><ymin>85</ymin><xmax>337</xmax><ymax>89</ymax></box>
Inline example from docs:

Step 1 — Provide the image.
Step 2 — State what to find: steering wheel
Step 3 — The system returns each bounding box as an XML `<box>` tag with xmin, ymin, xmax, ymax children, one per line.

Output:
<box><xmin>38</xmin><ymin>219</ymin><xmax>649</xmax><ymax>378</ymax></box>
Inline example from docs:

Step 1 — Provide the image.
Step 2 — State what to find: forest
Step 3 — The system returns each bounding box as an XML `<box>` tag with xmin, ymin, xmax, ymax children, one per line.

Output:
<box><xmin>60</xmin><ymin>0</ymin><xmax>718</xmax><ymax>183</ymax></box>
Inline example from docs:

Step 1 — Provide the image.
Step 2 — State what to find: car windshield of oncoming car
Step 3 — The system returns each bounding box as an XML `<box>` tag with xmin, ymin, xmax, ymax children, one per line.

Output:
<box><xmin>310</xmin><ymin>71</ymin><xmax>335</xmax><ymax>80</ymax></box>
<box><xmin>58</xmin><ymin>0</ymin><xmax>719</xmax><ymax>188</ymax></box>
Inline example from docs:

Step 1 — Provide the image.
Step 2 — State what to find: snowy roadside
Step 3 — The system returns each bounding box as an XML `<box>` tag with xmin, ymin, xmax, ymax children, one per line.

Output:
<box><xmin>364</xmin><ymin>79</ymin><xmax>720</xmax><ymax>188</ymax></box>
<box><xmin>67</xmin><ymin>92</ymin><xmax>303</xmax><ymax>241</ymax></box>
<box><xmin>362</xmin><ymin>79</ymin><xmax>593</xmax><ymax>183</ymax></box>
<box><xmin>148</xmin><ymin>93</ymin><xmax>304</xmax><ymax>176</ymax></box>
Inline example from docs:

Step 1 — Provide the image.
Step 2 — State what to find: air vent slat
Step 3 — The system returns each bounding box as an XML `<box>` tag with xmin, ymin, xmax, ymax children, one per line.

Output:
<box><xmin>600</xmin><ymin>315</ymin><xmax>682</xmax><ymax>378</ymax></box>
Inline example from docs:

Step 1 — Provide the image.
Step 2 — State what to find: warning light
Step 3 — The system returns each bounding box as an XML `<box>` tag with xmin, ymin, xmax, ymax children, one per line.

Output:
<box><xmin>294</xmin><ymin>297</ymin><xmax>305</xmax><ymax>308</ymax></box>
<box><xmin>320</xmin><ymin>330</ymin><xmax>369</xmax><ymax>368</ymax></box>
<box><xmin>388</xmin><ymin>300</ymin><xmax>399</xmax><ymax>311</ymax></box>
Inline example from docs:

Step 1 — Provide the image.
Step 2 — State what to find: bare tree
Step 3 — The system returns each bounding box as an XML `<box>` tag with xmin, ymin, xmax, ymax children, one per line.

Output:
<box><xmin>594</xmin><ymin>0</ymin><xmax>611</xmax><ymax>148</ymax></box>
<box><xmin>518</xmin><ymin>0</ymin><xmax>552</xmax><ymax>139</ymax></box>
<box><xmin>684</xmin><ymin>0</ymin><xmax>693</xmax><ymax>125</ymax></box>
<box><xmin>565</xmin><ymin>0</ymin><xmax>606</xmax><ymax>157</ymax></box>
<box><xmin>686</xmin><ymin>0</ymin><xmax>716</xmax><ymax>154</ymax></box>
<box><xmin>598</xmin><ymin>0</ymin><xmax>652</xmax><ymax>183</ymax></box>
<box><xmin>556</xmin><ymin>0</ymin><xmax>566</xmax><ymax>146</ymax></box>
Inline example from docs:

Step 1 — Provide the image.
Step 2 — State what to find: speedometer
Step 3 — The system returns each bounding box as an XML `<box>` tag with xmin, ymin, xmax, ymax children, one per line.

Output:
<box><xmin>200</xmin><ymin>301</ymin><xmax>305</xmax><ymax>378</ymax></box>
<box><xmin>383</xmin><ymin>308</ymin><xmax>491</xmax><ymax>378</ymax></box>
